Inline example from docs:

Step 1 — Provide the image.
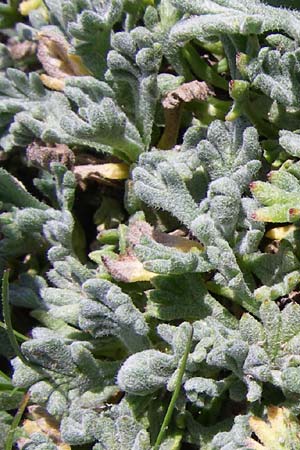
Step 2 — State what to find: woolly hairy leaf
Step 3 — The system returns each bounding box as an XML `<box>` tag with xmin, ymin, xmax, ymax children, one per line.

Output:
<box><xmin>133</xmin><ymin>149</ymin><xmax>201</xmax><ymax>227</ymax></box>
<box><xmin>4</xmin><ymin>0</ymin><xmax>300</xmax><ymax>448</ymax></box>
<box><xmin>0</xmin><ymin>390</ymin><xmax>23</xmax><ymax>411</ymax></box>
<box><xmin>6</xmin><ymin>81</ymin><xmax>144</xmax><ymax>161</ymax></box>
<box><xmin>119</xmin><ymin>300</ymin><xmax>300</xmax><ymax>405</ymax></box>
<box><xmin>146</xmin><ymin>273</ymin><xmax>237</xmax><ymax>327</ymax></box>
<box><xmin>79</xmin><ymin>278</ymin><xmax>149</xmax><ymax>353</ymax></box>
<box><xmin>15</xmin><ymin>434</ymin><xmax>61</xmax><ymax>449</ymax></box>
<box><xmin>245</xmin><ymin>46</ymin><xmax>300</xmax><ymax>107</ymax></box>
<box><xmin>133</xmin><ymin>120</ymin><xmax>263</xmax><ymax>314</ymax></box>
<box><xmin>279</xmin><ymin>129</ymin><xmax>300</xmax><ymax>159</ymax></box>
<box><xmin>39</xmin><ymin>287</ymin><xmax>82</xmax><ymax>326</ymax></box>
<box><xmin>117</xmin><ymin>322</ymin><xmax>194</xmax><ymax>395</ymax></box>
<box><xmin>196</xmin><ymin>119</ymin><xmax>261</xmax><ymax>186</ymax></box>
<box><xmin>243</xmin><ymin>240</ymin><xmax>300</xmax><ymax>286</ymax></box>
<box><xmin>0</xmin><ymin>166</ymin><xmax>77</xmax><ymax>272</ymax></box>
<box><xmin>47</xmin><ymin>252</ymin><xmax>94</xmax><ymax>291</ymax></box>
<box><xmin>1</xmin><ymin>2</ymin><xmax>159</xmax><ymax>159</ymax></box>
<box><xmin>61</xmin><ymin>80</ymin><xmax>144</xmax><ymax>161</ymax></box>
<box><xmin>0</xmin><ymin>164</ymin><xmax>88</xmax><ymax>332</ymax></box>
<box><xmin>67</xmin><ymin>0</ymin><xmax>124</xmax><ymax>78</ymax></box>
<box><xmin>134</xmin><ymin>120</ymin><xmax>262</xmax><ymax>235</ymax></box>
<box><xmin>254</xmin><ymin>271</ymin><xmax>300</xmax><ymax>302</ymax></box>
<box><xmin>212</xmin><ymin>414</ymin><xmax>251</xmax><ymax>450</ymax></box>
<box><xmin>93</xmin><ymin>402</ymin><xmax>151</xmax><ymax>450</ymax></box>
<box><xmin>166</xmin><ymin>0</ymin><xmax>300</xmax><ymax>77</ymax></box>
<box><xmin>0</xmin><ymin>68</ymin><xmax>47</xmax><ymax>121</ymax></box>
<box><xmin>61</xmin><ymin>398</ymin><xmax>151</xmax><ymax>448</ymax></box>
<box><xmin>134</xmin><ymin>236</ymin><xmax>211</xmax><ymax>275</ymax></box>
<box><xmin>0</xmin><ymin>208</ymin><xmax>53</xmax><ymax>268</ymax></box>
<box><xmin>0</xmin><ymin>168</ymin><xmax>47</xmax><ymax>210</ymax></box>
<box><xmin>9</xmin><ymin>273</ymin><xmax>46</xmax><ymax>309</ymax></box>
<box><xmin>220</xmin><ymin>301</ymin><xmax>300</xmax><ymax>401</ymax></box>
<box><xmin>251</xmin><ymin>159</ymin><xmax>300</xmax><ymax>222</ymax></box>
<box><xmin>107</xmin><ymin>28</ymin><xmax>161</xmax><ymax>148</ymax></box>
<box><xmin>0</xmin><ymin>411</ymin><xmax>13</xmax><ymax>450</ymax></box>
<box><xmin>190</xmin><ymin>215</ymin><xmax>259</xmax><ymax>315</ymax></box>
<box><xmin>184</xmin><ymin>376</ymin><xmax>230</xmax><ymax>409</ymax></box>
<box><xmin>12</xmin><ymin>339</ymin><xmax>119</xmax><ymax>419</ymax></box>
<box><xmin>169</xmin><ymin>0</ymin><xmax>300</xmax><ymax>40</ymax></box>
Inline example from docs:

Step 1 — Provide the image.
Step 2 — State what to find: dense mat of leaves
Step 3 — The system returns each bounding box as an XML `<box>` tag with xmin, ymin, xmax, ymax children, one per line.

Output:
<box><xmin>3</xmin><ymin>0</ymin><xmax>300</xmax><ymax>449</ymax></box>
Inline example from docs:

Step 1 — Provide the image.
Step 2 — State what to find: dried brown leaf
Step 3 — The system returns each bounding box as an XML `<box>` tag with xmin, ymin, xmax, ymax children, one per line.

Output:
<box><xmin>74</xmin><ymin>163</ymin><xmax>130</xmax><ymax>182</ymax></box>
<box><xmin>102</xmin><ymin>254</ymin><xmax>155</xmax><ymax>282</ymax></box>
<box><xmin>104</xmin><ymin>220</ymin><xmax>203</xmax><ymax>282</ymax></box>
<box><xmin>128</xmin><ymin>220</ymin><xmax>203</xmax><ymax>252</ymax></box>
<box><xmin>18</xmin><ymin>405</ymin><xmax>71</xmax><ymax>450</ymax></box>
<box><xmin>19</xmin><ymin>0</ymin><xmax>46</xmax><ymax>16</ymax></box>
<box><xmin>246</xmin><ymin>406</ymin><xmax>300</xmax><ymax>450</ymax></box>
<box><xmin>162</xmin><ymin>80</ymin><xmax>213</xmax><ymax>110</ymax></box>
<box><xmin>36</xmin><ymin>30</ymin><xmax>90</xmax><ymax>90</ymax></box>
<box><xmin>26</xmin><ymin>142</ymin><xmax>75</xmax><ymax>170</ymax></box>
<box><xmin>7</xmin><ymin>38</ymin><xmax>36</xmax><ymax>60</ymax></box>
<box><xmin>127</xmin><ymin>221</ymin><xmax>153</xmax><ymax>246</ymax></box>
<box><xmin>39</xmin><ymin>74</ymin><xmax>65</xmax><ymax>91</ymax></box>
<box><xmin>159</xmin><ymin>80</ymin><xmax>213</xmax><ymax>149</ymax></box>
<box><xmin>265</xmin><ymin>224</ymin><xmax>297</xmax><ymax>241</ymax></box>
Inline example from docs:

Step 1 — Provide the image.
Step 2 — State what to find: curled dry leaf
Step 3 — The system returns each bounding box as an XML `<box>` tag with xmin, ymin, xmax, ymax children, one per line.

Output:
<box><xmin>19</xmin><ymin>0</ymin><xmax>47</xmax><ymax>16</ymax></box>
<box><xmin>246</xmin><ymin>406</ymin><xmax>300</xmax><ymax>450</ymax></box>
<box><xmin>75</xmin><ymin>153</ymin><xmax>108</xmax><ymax>165</ymax></box>
<box><xmin>39</xmin><ymin>75</ymin><xmax>65</xmax><ymax>91</ymax></box>
<box><xmin>126</xmin><ymin>220</ymin><xmax>152</xmax><ymax>246</ymax></box>
<box><xmin>153</xmin><ymin>229</ymin><xmax>204</xmax><ymax>252</ymax></box>
<box><xmin>26</xmin><ymin>142</ymin><xmax>75</xmax><ymax>170</ymax></box>
<box><xmin>18</xmin><ymin>405</ymin><xmax>71</xmax><ymax>450</ymax></box>
<box><xmin>7</xmin><ymin>38</ymin><xmax>37</xmax><ymax>61</ymax></box>
<box><xmin>265</xmin><ymin>224</ymin><xmax>297</xmax><ymax>241</ymax></box>
<box><xmin>162</xmin><ymin>80</ymin><xmax>214</xmax><ymax>110</ymax></box>
<box><xmin>102</xmin><ymin>253</ymin><xmax>155</xmax><ymax>283</ymax></box>
<box><xmin>159</xmin><ymin>81</ymin><xmax>214</xmax><ymax>149</ymax></box>
<box><xmin>74</xmin><ymin>163</ymin><xmax>130</xmax><ymax>182</ymax></box>
<box><xmin>103</xmin><ymin>220</ymin><xmax>203</xmax><ymax>282</ymax></box>
<box><xmin>128</xmin><ymin>220</ymin><xmax>203</xmax><ymax>252</ymax></box>
<box><xmin>37</xmin><ymin>30</ymin><xmax>90</xmax><ymax>90</ymax></box>
<box><xmin>102</xmin><ymin>221</ymin><xmax>154</xmax><ymax>282</ymax></box>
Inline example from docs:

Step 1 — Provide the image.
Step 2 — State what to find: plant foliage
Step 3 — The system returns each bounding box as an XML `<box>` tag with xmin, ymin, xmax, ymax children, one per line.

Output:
<box><xmin>2</xmin><ymin>0</ymin><xmax>300</xmax><ymax>449</ymax></box>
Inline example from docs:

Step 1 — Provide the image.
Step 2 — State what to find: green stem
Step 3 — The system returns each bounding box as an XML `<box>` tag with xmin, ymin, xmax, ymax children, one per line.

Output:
<box><xmin>0</xmin><ymin>321</ymin><xmax>28</xmax><ymax>342</ymax></box>
<box><xmin>153</xmin><ymin>326</ymin><xmax>193</xmax><ymax>450</ymax></box>
<box><xmin>0</xmin><ymin>370</ymin><xmax>11</xmax><ymax>382</ymax></box>
<box><xmin>194</xmin><ymin>39</ymin><xmax>224</xmax><ymax>57</ymax></box>
<box><xmin>182</xmin><ymin>43</ymin><xmax>228</xmax><ymax>90</ymax></box>
<box><xmin>243</xmin><ymin>100</ymin><xmax>278</xmax><ymax>139</ymax></box>
<box><xmin>2</xmin><ymin>272</ymin><xmax>76</xmax><ymax>378</ymax></box>
<box><xmin>0</xmin><ymin>0</ymin><xmax>22</xmax><ymax>28</ymax></box>
<box><xmin>10</xmin><ymin>0</ymin><xmax>21</xmax><ymax>9</ymax></box>
<box><xmin>0</xmin><ymin>4</ymin><xmax>11</xmax><ymax>13</ymax></box>
<box><xmin>5</xmin><ymin>392</ymin><xmax>30</xmax><ymax>450</ymax></box>
<box><xmin>206</xmin><ymin>281</ymin><xmax>235</xmax><ymax>300</ymax></box>
<box><xmin>206</xmin><ymin>281</ymin><xmax>259</xmax><ymax>317</ymax></box>
<box><xmin>188</xmin><ymin>97</ymin><xmax>231</xmax><ymax>123</ymax></box>
<box><xmin>2</xmin><ymin>270</ymin><xmax>28</xmax><ymax>364</ymax></box>
<box><xmin>98</xmin><ymin>229</ymin><xmax>119</xmax><ymax>245</ymax></box>
<box><xmin>216</xmin><ymin>57</ymin><xmax>229</xmax><ymax>74</ymax></box>
<box><xmin>226</xmin><ymin>99</ymin><xmax>278</xmax><ymax>139</ymax></box>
